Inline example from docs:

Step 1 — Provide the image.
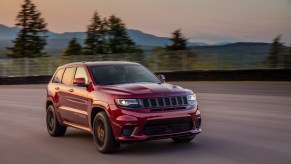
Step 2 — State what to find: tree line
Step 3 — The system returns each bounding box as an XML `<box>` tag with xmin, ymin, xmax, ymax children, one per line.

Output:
<box><xmin>7</xmin><ymin>0</ymin><xmax>189</xmax><ymax>58</ymax></box>
<box><xmin>6</xmin><ymin>0</ymin><xmax>291</xmax><ymax>70</ymax></box>
<box><xmin>7</xmin><ymin>0</ymin><xmax>188</xmax><ymax>59</ymax></box>
<box><xmin>7</xmin><ymin>0</ymin><xmax>142</xmax><ymax>58</ymax></box>
<box><xmin>64</xmin><ymin>12</ymin><xmax>142</xmax><ymax>56</ymax></box>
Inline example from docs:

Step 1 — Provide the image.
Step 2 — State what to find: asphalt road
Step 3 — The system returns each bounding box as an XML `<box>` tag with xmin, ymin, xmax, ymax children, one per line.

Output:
<box><xmin>0</xmin><ymin>82</ymin><xmax>291</xmax><ymax>164</ymax></box>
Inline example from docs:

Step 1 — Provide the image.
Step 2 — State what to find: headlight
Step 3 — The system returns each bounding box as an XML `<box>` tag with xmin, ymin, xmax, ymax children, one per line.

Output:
<box><xmin>187</xmin><ymin>94</ymin><xmax>196</xmax><ymax>105</ymax></box>
<box><xmin>115</xmin><ymin>99</ymin><xmax>140</xmax><ymax>108</ymax></box>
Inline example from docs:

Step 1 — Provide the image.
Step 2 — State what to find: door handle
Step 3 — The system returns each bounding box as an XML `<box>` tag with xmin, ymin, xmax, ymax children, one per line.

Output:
<box><xmin>55</xmin><ymin>87</ymin><xmax>60</xmax><ymax>90</ymax></box>
<box><xmin>68</xmin><ymin>89</ymin><xmax>74</xmax><ymax>92</ymax></box>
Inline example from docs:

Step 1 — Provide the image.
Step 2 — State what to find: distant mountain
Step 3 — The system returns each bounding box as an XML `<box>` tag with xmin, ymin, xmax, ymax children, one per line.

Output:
<box><xmin>189</xmin><ymin>42</ymin><xmax>272</xmax><ymax>68</ymax></box>
<box><xmin>0</xmin><ymin>24</ymin><xmax>20</xmax><ymax>40</ymax></box>
<box><xmin>214</xmin><ymin>41</ymin><xmax>233</xmax><ymax>46</ymax></box>
<box><xmin>0</xmin><ymin>24</ymin><xmax>206</xmax><ymax>50</ymax></box>
<box><xmin>0</xmin><ymin>24</ymin><xmax>274</xmax><ymax>63</ymax></box>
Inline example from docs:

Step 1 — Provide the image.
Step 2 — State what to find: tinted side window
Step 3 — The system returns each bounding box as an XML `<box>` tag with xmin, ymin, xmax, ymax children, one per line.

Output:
<box><xmin>52</xmin><ymin>69</ymin><xmax>64</xmax><ymax>83</ymax></box>
<box><xmin>62</xmin><ymin>67</ymin><xmax>75</xmax><ymax>85</ymax></box>
<box><xmin>74</xmin><ymin>67</ymin><xmax>89</xmax><ymax>85</ymax></box>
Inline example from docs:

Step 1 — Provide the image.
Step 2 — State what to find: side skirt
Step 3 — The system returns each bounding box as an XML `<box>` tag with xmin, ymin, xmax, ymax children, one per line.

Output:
<box><xmin>63</xmin><ymin>121</ymin><xmax>91</xmax><ymax>133</ymax></box>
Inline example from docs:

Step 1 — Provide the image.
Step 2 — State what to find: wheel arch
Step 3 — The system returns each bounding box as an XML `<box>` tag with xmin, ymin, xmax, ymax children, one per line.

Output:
<box><xmin>46</xmin><ymin>100</ymin><xmax>53</xmax><ymax>111</ymax></box>
<box><xmin>90</xmin><ymin>106</ymin><xmax>108</xmax><ymax>131</ymax></box>
<box><xmin>45</xmin><ymin>100</ymin><xmax>65</xmax><ymax>126</ymax></box>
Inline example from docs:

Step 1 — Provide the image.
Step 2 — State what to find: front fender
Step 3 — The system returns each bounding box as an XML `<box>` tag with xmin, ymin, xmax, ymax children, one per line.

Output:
<box><xmin>89</xmin><ymin>100</ymin><xmax>113</xmax><ymax>131</ymax></box>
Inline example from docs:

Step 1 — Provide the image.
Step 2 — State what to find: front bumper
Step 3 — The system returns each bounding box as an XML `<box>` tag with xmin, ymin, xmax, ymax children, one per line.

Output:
<box><xmin>109</xmin><ymin>104</ymin><xmax>202</xmax><ymax>142</ymax></box>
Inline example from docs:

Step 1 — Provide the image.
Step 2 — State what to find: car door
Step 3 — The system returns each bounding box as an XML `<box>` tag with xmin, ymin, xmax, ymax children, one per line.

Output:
<box><xmin>58</xmin><ymin>66</ymin><xmax>76</xmax><ymax>123</ymax></box>
<box><xmin>68</xmin><ymin>66</ymin><xmax>90</xmax><ymax>127</ymax></box>
<box><xmin>49</xmin><ymin>68</ymin><xmax>65</xmax><ymax>109</ymax></box>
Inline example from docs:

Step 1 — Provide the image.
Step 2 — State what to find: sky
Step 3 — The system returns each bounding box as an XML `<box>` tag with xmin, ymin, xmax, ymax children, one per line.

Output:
<box><xmin>0</xmin><ymin>0</ymin><xmax>291</xmax><ymax>44</ymax></box>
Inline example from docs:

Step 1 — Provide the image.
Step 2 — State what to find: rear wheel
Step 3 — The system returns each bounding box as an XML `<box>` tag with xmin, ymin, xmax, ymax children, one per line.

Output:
<box><xmin>172</xmin><ymin>135</ymin><xmax>196</xmax><ymax>143</ymax></box>
<box><xmin>93</xmin><ymin>111</ymin><xmax>120</xmax><ymax>153</ymax></box>
<box><xmin>46</xmin><ymin>105</ymin><xmax>67</xmax><ymax>137</ymax></box>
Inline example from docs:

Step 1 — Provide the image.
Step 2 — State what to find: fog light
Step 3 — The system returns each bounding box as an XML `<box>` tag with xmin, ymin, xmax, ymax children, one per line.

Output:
<box><xmin>194</xmin><ymin>119</ymin><xmax>201</xmax><ymax>129</ymax></box>
<box><xmin>121</xmin><ymin>126</ymin><xmax>135</xmax><ymax>137</ymax></box>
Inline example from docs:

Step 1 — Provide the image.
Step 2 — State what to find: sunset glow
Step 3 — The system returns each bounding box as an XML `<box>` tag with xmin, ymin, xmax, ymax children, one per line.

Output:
<box><xmin>0</xmin><ymin>0</ymin><xmax>291</xmax><ymax>43</ymax></box>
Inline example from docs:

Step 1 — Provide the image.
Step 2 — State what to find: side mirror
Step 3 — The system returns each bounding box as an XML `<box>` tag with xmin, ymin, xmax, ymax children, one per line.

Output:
<box><xmin>73</xmin><ymin>78</ymin><xmax>87</xmax><ymax>87</ymax></box>
<box><xmin>158</xmin><ymin>74</ymin><xmax>165</xmax><ymax>82</ymax></box>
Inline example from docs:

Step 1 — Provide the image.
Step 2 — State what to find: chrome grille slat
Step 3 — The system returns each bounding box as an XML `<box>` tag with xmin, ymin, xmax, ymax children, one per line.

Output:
<box><xmin>148</xmin><ymin>99</ymin><xmax>151</xmax><ymax>108</ymax></box>
<box><xmin>162</xmin><ymin>98</ymin><xmax>166</xmax><ymax>107</ymax></box>
<box><xmin>169</xmin><ymin>97</ymin><xmax>173</xmax><ymax>106</ymax></box>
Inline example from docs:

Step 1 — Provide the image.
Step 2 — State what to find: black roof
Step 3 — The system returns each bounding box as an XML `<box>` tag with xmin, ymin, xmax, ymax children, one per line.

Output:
<box><xmin>58</xmin><ymin>61</ymin><xmax>140</xmax><ymax>69</ymax></box>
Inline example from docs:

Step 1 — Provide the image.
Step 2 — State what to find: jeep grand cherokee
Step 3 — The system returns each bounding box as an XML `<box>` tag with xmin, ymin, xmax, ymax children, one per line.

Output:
<box><xmin>46</xmin><ymin>61</ymin><xmax>202</xmax><ymax>153</ymax></box>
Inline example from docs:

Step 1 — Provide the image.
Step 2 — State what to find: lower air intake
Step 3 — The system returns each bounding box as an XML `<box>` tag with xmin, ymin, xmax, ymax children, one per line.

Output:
<box><xmin>142</xmin><ymin>117</ymin><xmax>193</xmax><ymax>136</ymax></box>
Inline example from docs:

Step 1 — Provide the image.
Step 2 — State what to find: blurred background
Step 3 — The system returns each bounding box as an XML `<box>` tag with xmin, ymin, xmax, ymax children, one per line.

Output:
<box><xmin>0</xmin><ymin>0</ymin><xmax>291</xmax><ymax>76</ymax></box>
<box><xmin>0</xmin><ymin>1</ymin><xmax>291</xmax><ymax>164</ymax></box>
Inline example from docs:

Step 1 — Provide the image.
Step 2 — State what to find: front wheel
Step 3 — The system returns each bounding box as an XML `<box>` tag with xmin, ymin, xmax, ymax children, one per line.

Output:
<box><xmin>172</xmin><ymin>135</ymin><xmax>196</xmax><ymax>143</ymax></box>
<box><xmin>46</xmin><ymin>105</ymin><xmax>67</xmax><ymax>137</ymax></box>
<box><xmin>93</xmin><ymin>111</ymin><xmax>120</xmax><ymax>153</ymax></box>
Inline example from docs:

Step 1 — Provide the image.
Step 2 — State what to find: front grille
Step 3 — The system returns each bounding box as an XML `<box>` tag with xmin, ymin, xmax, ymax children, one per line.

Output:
<box><xmin>142</xmin><ymin>117</ymin><xmax>193</xmax><ymax>136</ymax></box>
<box><xmin>141</xmin><ymin>96</ymin><xmax>188</xmax><ymax>108</ymax></box>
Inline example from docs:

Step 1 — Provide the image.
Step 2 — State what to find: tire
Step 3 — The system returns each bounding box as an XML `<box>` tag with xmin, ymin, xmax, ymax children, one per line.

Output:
<box><xmin>172</xmin><ymin>135</ymin><xmax>196</xmax><ymax>143</ymax></box>
<box><xmin>93</xmin><ymin>111</ymin><xmax>120</xmax><ymax>153</ymax></box>
<box><xmin>46</xmin><ymin>105</ymin><xmax>67</xmax><ymax>137</ymax></box>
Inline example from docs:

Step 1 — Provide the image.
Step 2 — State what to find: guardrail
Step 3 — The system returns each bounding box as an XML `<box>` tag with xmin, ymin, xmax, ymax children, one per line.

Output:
<box><xmin>0</xmin><ymin>75</ymin><xmax>51</xmax><ymax>85</ymax></box>
<box><xmin>1</xmin><ymin>50</ymin><xmax>290</xmax><ymax>77</ymax></box>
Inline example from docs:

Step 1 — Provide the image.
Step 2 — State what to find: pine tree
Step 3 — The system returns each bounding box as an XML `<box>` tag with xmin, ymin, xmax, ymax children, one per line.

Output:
<box><xmin>84</xmin><ymin>12</ymin><xmax>107</xmax><ymax>55</ymax></box>
<box><xmin>63</xmin><ymin>38</ymin><xmax>82</xmax><ymax>56</ymax></box>
<box><xmin>266</xmin><ymin>36</ymin><xmax>284</xmax><ymax>68</ymax></box>
<box><xmin>7</xmin><ymin>0</ymin><xmax>47</xmax><ymax>58</ymax></box>
<box><xmin>107</xmin><ymin>15</ymin><xmax>138</xmax><ymax>54</ymax></box>
<box><xmin>163</xmin><ymin>29</ymin><xmax>192</xmax><ymax>70</ymax></box>
<box><xmin>166</xmin><ymin>29</ymin><xmax>187</xmax><ymax>51</ymax></box>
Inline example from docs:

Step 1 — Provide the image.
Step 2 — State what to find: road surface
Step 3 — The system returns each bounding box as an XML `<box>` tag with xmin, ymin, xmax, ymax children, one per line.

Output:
<box><xmin>0</xmin><ymin>82</ymin><xmax>291</xmax><ymax>164</ymax></box>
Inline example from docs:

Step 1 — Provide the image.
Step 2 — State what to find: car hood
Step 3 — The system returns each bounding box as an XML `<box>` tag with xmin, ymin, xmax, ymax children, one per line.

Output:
<box><xmin>97</xmin><ymin>83</ymin><xmax>192</xmax><ymax>96</ymax></box>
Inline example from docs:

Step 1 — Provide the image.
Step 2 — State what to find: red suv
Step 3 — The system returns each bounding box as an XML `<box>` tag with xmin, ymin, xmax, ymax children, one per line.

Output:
<box><xmin>46</xmin><ymin>61</ymin><xmax>202</xmax><ymax>153</ymax></box>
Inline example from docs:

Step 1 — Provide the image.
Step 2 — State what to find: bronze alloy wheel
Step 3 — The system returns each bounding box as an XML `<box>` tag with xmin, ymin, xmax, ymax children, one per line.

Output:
<box><xmin>95</xmin><ymin>119</ymin><xmax>105</xmax><ymax>146</ymax></box>
<box><xmin>46</xmin><ymin>105</ymin><xmax>67</xmax><ymax>137</ymax></box>
<box><xmin>93</xmin><ymin>111</ymin><xmax>120</xmax><ymax>153</ymax></box>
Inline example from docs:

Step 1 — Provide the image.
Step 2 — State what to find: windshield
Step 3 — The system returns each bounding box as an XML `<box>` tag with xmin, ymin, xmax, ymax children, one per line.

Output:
<box><xmin>89</xmin><ymin>64</ymin><xmax>161</xmax><ymax>85</ymax></box>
